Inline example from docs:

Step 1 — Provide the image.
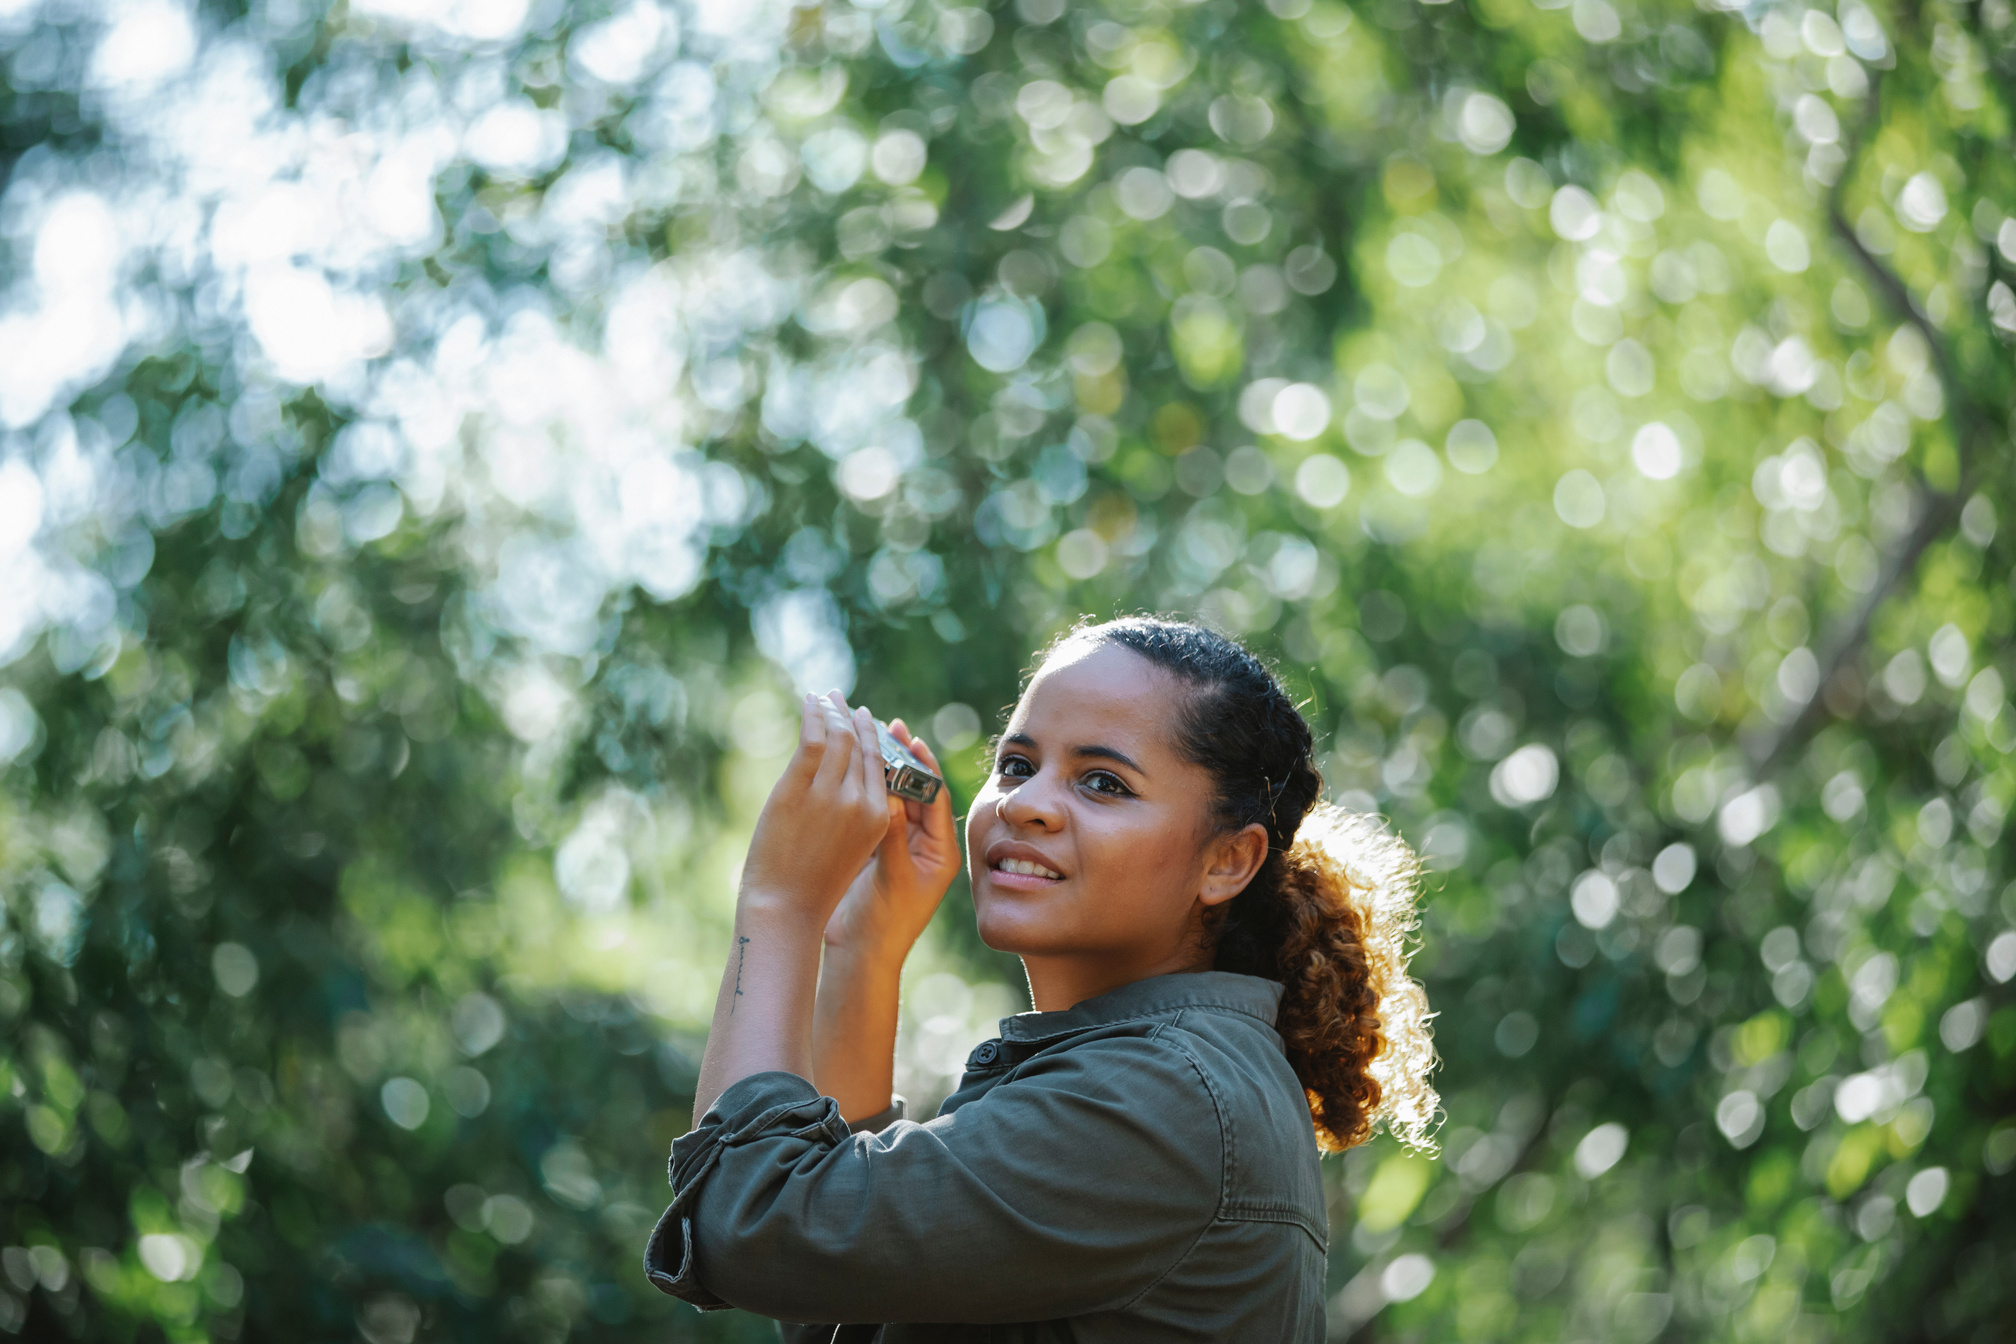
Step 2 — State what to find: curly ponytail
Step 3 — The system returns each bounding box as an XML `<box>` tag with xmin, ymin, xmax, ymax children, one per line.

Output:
<box><xmin>1051</xmin><ymin>617</ymin><xmax>1440</xmax><ymax>1153</ymax></box>
<box><xmin>1272</xmin><ymin>806</ymin><xmax>1438</xmax><ymax>1152</ymax></box>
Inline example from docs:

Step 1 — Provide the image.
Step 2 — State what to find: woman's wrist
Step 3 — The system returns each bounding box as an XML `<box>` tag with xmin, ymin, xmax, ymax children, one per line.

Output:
<box><xmin>822</xmin><ymin>902</ymin><xmax>933</xmax><ymax>965</ymax></box>
<box><xmin>818</xmin><ymin>931</ymin><xmax>913</xmax><ymax>984</ymax></box>
<box><xmin>736</xmin><ymin>887</ymin><xmax>839</xmax><ymax>930</ymax></box>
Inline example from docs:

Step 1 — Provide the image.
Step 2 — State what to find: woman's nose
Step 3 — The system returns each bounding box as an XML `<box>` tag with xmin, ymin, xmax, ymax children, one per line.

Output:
<box><xmin>995</xmin><ymin>771</ymin><xmax>1065</xmax><ymax>831</ymax></box>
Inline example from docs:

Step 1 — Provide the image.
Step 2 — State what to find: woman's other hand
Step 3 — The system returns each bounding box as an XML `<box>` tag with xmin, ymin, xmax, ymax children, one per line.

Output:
<box><xmin>824</xmin><ymin>719</ymin><xmax>961</xmax><ymax>955</ymax></box>
<box><xmin>740</xmin><ymin>692</ymin><xmax>892</xmax><ymax>922</ymax></box>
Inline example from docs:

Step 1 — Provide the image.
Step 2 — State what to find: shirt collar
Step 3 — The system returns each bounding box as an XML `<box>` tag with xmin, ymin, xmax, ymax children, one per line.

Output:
<box><xmin>998</xmin><ymin>971</ymin><xmax>1283</xmax><ymax>1042</ymax></box>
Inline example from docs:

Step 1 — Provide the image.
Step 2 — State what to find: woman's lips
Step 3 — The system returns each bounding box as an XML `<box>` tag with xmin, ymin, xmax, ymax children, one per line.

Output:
<box><xmin>985</xmin><ymin>855</ymin><xmax>1065</xmax><ymax>890</ymax></box>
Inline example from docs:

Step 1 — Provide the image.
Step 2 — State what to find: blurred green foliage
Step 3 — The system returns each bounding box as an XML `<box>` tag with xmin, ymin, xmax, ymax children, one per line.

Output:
<box><xmin>0</xmin><ymin>0</ymin><xmax>2011</xmax><ymax>1339</ymax></box>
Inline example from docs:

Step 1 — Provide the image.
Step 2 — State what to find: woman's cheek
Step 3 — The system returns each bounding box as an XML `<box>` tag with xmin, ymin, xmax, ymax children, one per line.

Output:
<box><xmin>965</xmin><ymin>782</ymin><xmax>996</xmax><ymax>848</ymax></box>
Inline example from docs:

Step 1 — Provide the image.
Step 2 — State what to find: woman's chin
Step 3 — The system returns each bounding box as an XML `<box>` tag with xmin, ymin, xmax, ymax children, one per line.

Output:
<box><xmin>973</xmin><ymin>895</ymin><xmax>1072</xmax><ymax>957</ymax></box>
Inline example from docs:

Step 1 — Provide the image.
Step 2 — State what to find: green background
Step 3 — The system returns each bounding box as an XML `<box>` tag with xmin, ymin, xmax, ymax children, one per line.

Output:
<box><xmin>0</xmin><ymin>0</ymin><xmax>2011</xmax><ymax>1339</ymax></box>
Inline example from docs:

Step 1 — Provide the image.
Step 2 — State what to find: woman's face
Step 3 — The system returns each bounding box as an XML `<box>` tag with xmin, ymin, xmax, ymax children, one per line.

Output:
<box><xmin>966</xmin><ymin>641</ymin><xmax>1255</xmax><ymax>968</ymax></box>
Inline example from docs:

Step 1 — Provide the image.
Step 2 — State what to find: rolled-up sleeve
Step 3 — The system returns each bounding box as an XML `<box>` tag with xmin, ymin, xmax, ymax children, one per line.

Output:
<box><xmin>642</xmin><ymin>1072</ymin><xmax>851</xmax><ymax>1310</ymax></box>
<box><xmin>641</xmin><ymin>1038</ymin><xmax>1225</xmax><ymax>1325</ymax></box>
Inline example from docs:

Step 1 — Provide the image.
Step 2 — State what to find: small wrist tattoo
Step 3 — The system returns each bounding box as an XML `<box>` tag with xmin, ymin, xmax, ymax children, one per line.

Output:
<box><xmin>731</xmin><ymin>935</ymin><xmax>751</xmax><ymax>1014</ymax></box>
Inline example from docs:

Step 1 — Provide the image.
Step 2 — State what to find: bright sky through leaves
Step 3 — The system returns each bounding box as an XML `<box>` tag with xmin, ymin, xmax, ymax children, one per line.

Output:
<box><xmin>0</xmin><ymin>0</ymin><xmax>2011</xmax><ymax>1339</ymax></box>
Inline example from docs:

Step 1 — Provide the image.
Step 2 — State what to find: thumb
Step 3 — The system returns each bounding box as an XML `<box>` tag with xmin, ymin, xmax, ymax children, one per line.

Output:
<box><xmin>877</xmin><ymin>792</ymin><xmax>917</xmax><ymax>879</ymax></box>
<box><xmin>899</xmin><ymin>735</ymin><xmax>956</xmax><ymax>838</ymax></box>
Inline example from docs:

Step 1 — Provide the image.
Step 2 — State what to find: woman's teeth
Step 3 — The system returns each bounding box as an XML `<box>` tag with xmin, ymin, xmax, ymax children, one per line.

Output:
<box><xmin>997</xmin><ymin>858</ymin><xmax>1062</xmax><ymax>879</ymax></box>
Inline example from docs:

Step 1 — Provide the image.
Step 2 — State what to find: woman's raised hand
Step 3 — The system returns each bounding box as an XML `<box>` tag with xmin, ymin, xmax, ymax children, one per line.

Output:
<box><xmin>823</xmin><ymin>717</ymin><xmax>961</xmax><ymax>955</ymax></box>
<box><xmin>739</xmin><ymin>692</ymin><xmax>893</xmax><ymax>922</ymax></box>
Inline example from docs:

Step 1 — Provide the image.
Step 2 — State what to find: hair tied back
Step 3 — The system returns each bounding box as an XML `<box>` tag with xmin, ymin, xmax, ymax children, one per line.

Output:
<box><xmin>1282</xmin><ymin>803</ymin><xmax>1439</xmax><ymax>1153</ymax></box>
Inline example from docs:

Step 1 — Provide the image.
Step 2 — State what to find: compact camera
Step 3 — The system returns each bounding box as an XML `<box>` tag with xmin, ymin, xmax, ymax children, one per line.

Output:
<box><xmin>875</xmin><ymin>719</ymin><xmax>943</xmax><ymax>805</ymax></box>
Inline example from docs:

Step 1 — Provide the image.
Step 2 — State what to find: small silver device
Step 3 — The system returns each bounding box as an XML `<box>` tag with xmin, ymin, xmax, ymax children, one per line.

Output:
<box><xmin>875</xmin><ymin>718</ymin><xmax>942</xmax><ymax>805</ymax></box>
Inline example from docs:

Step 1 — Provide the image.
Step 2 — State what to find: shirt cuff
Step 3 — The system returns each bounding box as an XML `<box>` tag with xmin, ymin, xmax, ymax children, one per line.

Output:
<box><xmin>848</xmin><ymin>1094</ymin><xmax>906</xmax><ymax>1135</ymax></box>
<box><xmin>641</xmin><ymin>1072</ymin><xmax>849</xmax><ymax>1310</ymax></box>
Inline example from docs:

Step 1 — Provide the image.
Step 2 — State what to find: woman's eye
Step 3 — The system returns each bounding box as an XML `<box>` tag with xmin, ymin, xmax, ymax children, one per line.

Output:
<box><xmin>997</xmin><ymin>756</ymin><xmax>1034</xmax><ymax>779</ymax></box>
<box><xmin>1083</xmin><ymin>771</ymin><xmax>1129</xmax><ymax>796</ymax></box>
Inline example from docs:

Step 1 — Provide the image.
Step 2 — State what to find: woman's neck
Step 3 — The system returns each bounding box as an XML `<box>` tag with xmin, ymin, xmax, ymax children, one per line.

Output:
<box><xmin>1020</xmin><ymin>943</ymin><xmax>1216</xmax><ymax>1013</ymax></box>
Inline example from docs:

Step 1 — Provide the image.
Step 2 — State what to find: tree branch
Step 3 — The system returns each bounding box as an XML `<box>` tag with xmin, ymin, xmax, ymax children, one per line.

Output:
<box><xmin>1749</xmin><ymin>492</ymin><xmax>1963</xmax><ymax>776</ymax></box>
<box><xmin>1747</xmin><ymin>70</ymin><xmax>1989</xmax><ymax>777</ymax></box>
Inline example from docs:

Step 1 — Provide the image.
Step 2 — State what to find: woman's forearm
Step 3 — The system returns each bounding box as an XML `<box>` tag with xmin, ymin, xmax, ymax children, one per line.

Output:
<box><xmin>688</xmin><ymin>694</ymin><xmax>956</xmax><ymax>1126</ymax></box>
<box><xmin>692</xmin><ymin>901</ymin><xmax>827</xmax><ymax>1120</ymax></box>
<box><xmin>811</xmin><ymin>942</ymin><xmax>906</xmax><ymax>1123</ymax></box>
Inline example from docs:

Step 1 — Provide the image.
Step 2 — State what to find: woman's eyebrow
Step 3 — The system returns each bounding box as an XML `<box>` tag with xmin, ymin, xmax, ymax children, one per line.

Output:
<box><xmin>1001</xmin><ymin>733</ymin><xmax>1145</xmax><ymax>775</ymax></box>
<box><xmin>1071</xmin><ymin>744</ymin><xmax>1144</xmax><ymax>773</ymax></box>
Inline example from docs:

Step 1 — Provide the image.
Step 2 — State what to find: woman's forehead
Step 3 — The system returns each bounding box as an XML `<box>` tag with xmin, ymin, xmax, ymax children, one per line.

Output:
<box><xmin>1012</xmin><ymin>642</ymin><xmax>1181</xmax><ymax>738</ymax></box>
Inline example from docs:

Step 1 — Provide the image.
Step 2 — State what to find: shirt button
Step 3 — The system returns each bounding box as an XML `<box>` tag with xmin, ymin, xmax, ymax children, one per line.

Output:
<box><xmin>970</xmin><ymin>1041</ymin><xmax>1001</xmax><ymax>1067</ymax></box>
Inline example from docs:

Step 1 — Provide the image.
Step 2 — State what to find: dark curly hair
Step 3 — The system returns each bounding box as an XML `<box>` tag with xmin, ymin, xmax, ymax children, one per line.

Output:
<box><xmin>1044</xmin><ymin>617</ymin><xmax>1438</xmax><ymax>1152</ymax></box>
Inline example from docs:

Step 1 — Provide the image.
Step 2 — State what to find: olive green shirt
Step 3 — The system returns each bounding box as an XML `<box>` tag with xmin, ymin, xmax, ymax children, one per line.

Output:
<box><xmin>642</xmin><ymin>972</ymin><xmax>1328</xmax><ymax>1342</ymax></box>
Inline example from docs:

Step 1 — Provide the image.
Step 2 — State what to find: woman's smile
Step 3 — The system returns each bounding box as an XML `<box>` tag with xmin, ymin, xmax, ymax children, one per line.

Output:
<box><xmin>986</xmin><ymin>840</ymin><xmax>1067</xmax><ymax>887</ymax></box>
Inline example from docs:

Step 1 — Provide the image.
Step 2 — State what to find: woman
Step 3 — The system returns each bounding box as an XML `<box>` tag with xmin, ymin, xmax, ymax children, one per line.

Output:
<box><xmin>643</xmin><ymin>617</ymin><xmax>1438</xmax><ymax>1341</ymax></box>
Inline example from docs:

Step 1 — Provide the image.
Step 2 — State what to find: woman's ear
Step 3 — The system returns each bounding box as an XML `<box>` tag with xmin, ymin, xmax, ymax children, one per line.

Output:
<box><xmin>1198</xmin><ymin>822</ymin><xmax>1270</xmax><ymax>907</ymax></box>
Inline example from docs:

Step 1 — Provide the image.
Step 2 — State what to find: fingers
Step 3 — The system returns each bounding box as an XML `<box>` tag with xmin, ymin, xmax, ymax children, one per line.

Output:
<box><xmin>811</xmin><ymin>694</ymin><xmax>885</xmax><ymax>821</ymax></box>
<box><xmin>785</xmin><ymin>693</ymin><xmax>828</xmax><ymax>785</ymax></box>
<box><xmin>851</xmin><ymin>704</ymin><xmax>882</xmax><ymax>800</ymax></box>
<box><xmin>810</xmin><ymin>693</ymin><xmax>858</xmax><ymax>793</ymax></box>
<box><xmin>811</xmin><ymin>696</ymin><xmax>943</xmax><ymax>832</ymax></box>
<box><xmin>849</xmin><ymin>705</ymin><xmax>892</xmax><ymax>848</ymax></box>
